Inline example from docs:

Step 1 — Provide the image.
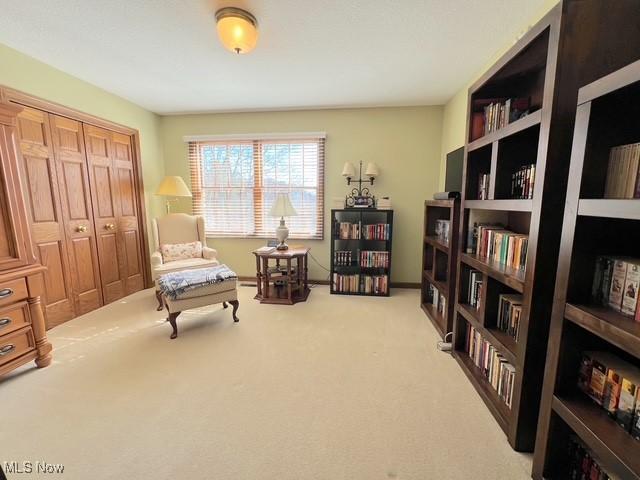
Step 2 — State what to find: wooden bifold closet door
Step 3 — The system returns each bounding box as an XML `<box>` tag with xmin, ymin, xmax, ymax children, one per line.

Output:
<box><xmin>16</xmin><ymin>107</ymin><xmax>145</xmax><ymax>328</ymax></box>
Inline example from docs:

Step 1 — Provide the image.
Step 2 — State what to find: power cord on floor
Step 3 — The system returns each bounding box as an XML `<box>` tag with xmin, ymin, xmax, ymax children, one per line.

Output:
<box><xmin>306</xmin><ymin>251</ymin><xmax>332</xmax><ymax>289</ymax></box>
<box><xmin>437</xmin><ymin>332</ymin><xmax>453</xmax><ymax>353</ymax></box>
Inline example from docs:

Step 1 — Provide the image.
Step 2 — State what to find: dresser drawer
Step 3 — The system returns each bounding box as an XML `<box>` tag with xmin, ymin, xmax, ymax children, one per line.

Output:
<box><xmin>0</xmin><ymin>277</ymin><xmax>28</xmax><ymax>307</ymax></box>
<box><xmin>0</xmin><ymin>302</ymin><xmax>30</xmax><ymax>336</ymax></box>
<box><xmin>0</xmin><ymin>327</ymin><xmax>35</xmax><ymax>366</ymax></box>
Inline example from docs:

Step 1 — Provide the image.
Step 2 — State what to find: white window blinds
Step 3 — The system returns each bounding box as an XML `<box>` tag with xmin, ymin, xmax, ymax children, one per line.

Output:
<box><xmin>188</xmin><ymin>135</ymin><xmax>325</xmax><ymax>239</ymax></box>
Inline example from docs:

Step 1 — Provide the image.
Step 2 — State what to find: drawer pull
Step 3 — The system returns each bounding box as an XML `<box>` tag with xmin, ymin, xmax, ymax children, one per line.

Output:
<box><xmin>0</xmin><ymin>318</ymin><xmax>11</xmax><ymax>329</ymax></box>
<box><xmin>0</xmin><ymin>288</ymin><xmax>13</xmax><ymax>299</ymax></box>
<box><xmin>0</xmin><ymin>344</ymin><xmax>15</xmax><ymax>356</ymax></box>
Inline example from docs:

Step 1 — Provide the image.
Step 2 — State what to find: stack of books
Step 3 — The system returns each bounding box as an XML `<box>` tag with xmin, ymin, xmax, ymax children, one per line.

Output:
<box><xmin>604</xmin><ymin>142</ymin><xmax>640</xmax><ymax>198</ymax></box>
<box><xmin>338</xmin><ymin>222</ymin><xmax>361</xmax><ymax>239</ymax></box>
<box><xmin>332</xmin><ymin>274</ymin><xmax>388</xmax><ymax>295</ymax></box>
<box><xmin>435</xmin><ymin>219</ymin><xmax>451</xmax><ymax>244</ymax></box>
<box><xmin>334</xmin><ymin>250</ymin><xmax>353</xmax><ymax>266</ymax></box>
<box><xmin>360</xmin><ymin>251</ymin><xmax>389</xmax><ymax>268</ymax></box>
<box><xmin>468</xmin><ymin>270</ymin><xmax>483</xmax><ymax>310</ymax></box>
<box><xmin>426</xmin><ymin>283</ymin><xmax>446</xmax><ymax>317</ymax></box>
<box><xmin>510</xmin><ymin>164</ymin><xmax>536</xmax><ymax>199</ymax></box>
<box><xmin>362</xmin><ymin>223</ymin><xmax>390</xmax><ymax>240</ymax></box>
<box><xmin>474</xmin><ymin>224</ymin><xmax>528</xmax><ymax>271</ymax></box>
<box><xmin>478</xmin><ymin>173</ymin><xmax>490</xmax><ymax>200</ymax></box>
<box><xmin>470</xmin><ymin>97</ymin><xmax>531</xmax><ymax>139</ymax></box>
<box><xmin>578</xmin><ymin>350</ymin><xmax>640</xmax><ymax>440</ymax></box>
<box><xmin>466</xmin><ymin>324</ymin><xmax>516</xmax><ymax>408</ymax></box>
<box><xmin>591</xmin><ymin>256</ymin><xmax>640</xmax><ymax>320</ymax></box>
<box><xmin>567</xmin><ymin>436</ymin><xmax>615</xmax><ymax>480</ymax></box>
<box><xmin>497</xmin><ymin>294</ymin><xmax>523</xmax><ymax>341</ymax></box>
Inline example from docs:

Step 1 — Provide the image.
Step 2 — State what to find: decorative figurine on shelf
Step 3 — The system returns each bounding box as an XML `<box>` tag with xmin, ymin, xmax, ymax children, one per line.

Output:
<box><xmin>341</xmin><ymin>160</ymin><xmax>379</xmax><ymax>208</ymax></box>
<box><xmin>269</xmin><ymin>193</ymin><xmax>298</xmax><ymax>250</ymax></box>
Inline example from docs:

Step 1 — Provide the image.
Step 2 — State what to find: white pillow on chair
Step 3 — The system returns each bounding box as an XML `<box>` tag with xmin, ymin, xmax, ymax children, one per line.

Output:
<box><xmin>160</xmin><ymin>241</ymin><xmax>203</xmax><ymax>262</ymax></box>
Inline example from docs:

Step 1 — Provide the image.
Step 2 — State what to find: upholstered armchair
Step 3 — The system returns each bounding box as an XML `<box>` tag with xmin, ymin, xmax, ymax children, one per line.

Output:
<box><xmin>151</xmin><ymin>213</ymin><xmax>219</xmax><ymax>310</ymax></box>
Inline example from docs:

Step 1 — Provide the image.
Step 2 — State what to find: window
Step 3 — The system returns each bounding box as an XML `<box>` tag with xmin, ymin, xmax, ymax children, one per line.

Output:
<box><xmin>188</xmin><ymin>133</ymin><xmax>325</xmax><ymax>239</ymax></box>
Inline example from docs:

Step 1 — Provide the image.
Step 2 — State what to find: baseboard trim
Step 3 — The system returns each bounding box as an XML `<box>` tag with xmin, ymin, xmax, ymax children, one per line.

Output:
<box><xmin>238</xmin><ymin>276</ymin><xmax>420</xmax><ymax>289</ymax></box>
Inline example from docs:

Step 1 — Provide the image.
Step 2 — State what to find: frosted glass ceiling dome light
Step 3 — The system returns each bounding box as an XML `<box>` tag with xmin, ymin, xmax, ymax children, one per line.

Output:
<box><xmin>215</xmin><ymin>7</ymin><xmax>258</xmax><ymax>54</ymax></box>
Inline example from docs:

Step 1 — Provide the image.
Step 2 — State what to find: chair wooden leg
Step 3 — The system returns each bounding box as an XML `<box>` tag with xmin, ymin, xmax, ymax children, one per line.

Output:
<box><xmin>168</xmin><ymin>311</ymin><xmax>180</xmax><ymax>339</ymax></box>
<box><xmin>155</xmin><ymin>289</ymin><xmax>164</xmax><ymax>311</ymax></box>
<box><xmin>230</xmin><ymin>300</ymin><xmax>240</xmax><ymax>322</ymax></box>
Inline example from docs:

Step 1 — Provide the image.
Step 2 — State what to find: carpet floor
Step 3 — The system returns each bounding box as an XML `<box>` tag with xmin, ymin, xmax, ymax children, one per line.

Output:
<box><xmin>1</xmin><ymin>286</ymin><xmax>532</xmax><ymax>479</ymax></box>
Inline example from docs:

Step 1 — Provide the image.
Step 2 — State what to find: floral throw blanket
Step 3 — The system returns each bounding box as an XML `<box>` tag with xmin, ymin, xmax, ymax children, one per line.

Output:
<box><xmin>158</xmin><ymin>264</ymin><xmax>237</xmax><ymax>301</ymax></box>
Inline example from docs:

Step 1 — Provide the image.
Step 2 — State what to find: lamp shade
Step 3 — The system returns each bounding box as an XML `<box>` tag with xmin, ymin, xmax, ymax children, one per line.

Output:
<box><xmin>365</xmin><ymin>162</ymin><xmax>379</xmax><ymax>178</ymax></box>
<box><xmin>215</xmin><ymin>7</ymin><xmax>258</xmax><ymax>54</ymax></box>
<box><xmin>341</xmin><ymin>162</ymin><xmax>356</xmax><ymax>177</ymax></box>
<box><xmin>269</xmin><ymin>193</ymin><xmax>297</xmax><ymax>217</ymax></box>
<box><xmin>155</xmin><ymin>176</ymin><xmax>192</xmax><ymax>197</ymax></box>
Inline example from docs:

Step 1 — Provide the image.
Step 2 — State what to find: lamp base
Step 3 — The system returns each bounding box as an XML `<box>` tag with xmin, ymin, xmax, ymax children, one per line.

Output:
<box><xmin>276</xmin><ymin>242</ymin><xmax>289</xmax><ymax>251</ymax></box>
<box><xmin>275</xmin><ymin>217</ymin><xmax>290</xmax><ymax>251</ymax></box>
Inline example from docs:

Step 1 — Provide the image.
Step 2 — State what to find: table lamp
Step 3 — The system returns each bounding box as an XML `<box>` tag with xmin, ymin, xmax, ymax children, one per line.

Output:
<box><xmin>156</xmin><ymin>176</ymin><xmax>192</xmax><ymax>213</ymax></box>
<box><xmin>269</xmin><ymin>193</ymin><xmax>297</xmax><ymax>250</ymax></box>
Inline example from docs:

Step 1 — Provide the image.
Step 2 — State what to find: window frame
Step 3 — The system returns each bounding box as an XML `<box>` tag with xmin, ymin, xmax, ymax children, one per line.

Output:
<box><xmin>187</xmin><ymin>133</ymin><xmax>325</xmax><ymax>240</ymax></box>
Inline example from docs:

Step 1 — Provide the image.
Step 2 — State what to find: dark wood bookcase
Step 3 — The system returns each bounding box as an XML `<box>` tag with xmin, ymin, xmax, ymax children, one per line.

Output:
<box><xmin>421</xmin><ymin>199</ymin><xmax>460</xmax><ymax>338</ymax></box>
<box><xmin>330</xmin><ymin>208</ymin><xmax>393</xmax><ymax>297</ymax></box>
<box><xmin>452</xmin><ymin>0</ymin><xmax>640</xmax><ymax>453</ymax></box>
<box><xmin>532</xmin><ymin>61</ymin><xmax>640</xmax><ymax>480</ymax></box>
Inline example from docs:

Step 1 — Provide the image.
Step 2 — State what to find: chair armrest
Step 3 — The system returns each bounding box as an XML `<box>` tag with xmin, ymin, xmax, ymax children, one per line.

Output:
<box><xmin>202</xmin><ymin>246</ymin><xmax>218</xmax><ymax>260</ymax></box>
<box><xmin>151</xmin><ymin>251</ymin><xmax>163</xmax><ymax>267</ymax></box>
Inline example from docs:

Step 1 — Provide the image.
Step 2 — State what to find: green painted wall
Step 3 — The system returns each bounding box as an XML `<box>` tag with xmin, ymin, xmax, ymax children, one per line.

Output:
<box><xmin>438</xmin><ymin>0</ymin><xmax>560</xmax><ymax>189</ymax></box>
<box><xmin>160</xmin><ymin>107</ymin><xmax>443</xmax><ymax>283</ymax></box>
<box><xmin>0</xmin><ymin>43</ymin><xmax>165</xmax><ymax>251</ymax></box>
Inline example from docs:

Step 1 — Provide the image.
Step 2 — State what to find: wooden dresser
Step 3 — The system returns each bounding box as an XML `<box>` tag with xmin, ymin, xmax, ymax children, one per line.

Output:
<box><xmin>0</xmin><ymin>101</ymin><xmax>52</xmax><ymax>376</ymax></box>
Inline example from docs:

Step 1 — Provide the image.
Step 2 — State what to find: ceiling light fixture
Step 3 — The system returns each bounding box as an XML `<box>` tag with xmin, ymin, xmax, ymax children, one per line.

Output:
<box><xmin>215</xmin><ymin>7</ymin><xmax>258</xmax><ymax>54</ymax></box>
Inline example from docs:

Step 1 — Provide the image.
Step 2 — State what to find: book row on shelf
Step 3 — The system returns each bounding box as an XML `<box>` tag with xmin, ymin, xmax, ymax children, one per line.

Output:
<box><xmin>592</xmin><ymin>256</ymin><xmax>640</xmax><ymax>320</ymax></box>
<box><xmin>332</xmin><ymin>273</ymin><xmax>388</xmax><ymax>295</ymax></box>
<box><xmin>334</xmin><ymin>250</ymin><xmax>353</xmax><ymax>266</ymax></box>
<box><xmin>567</xmin><ymin>436</ymin><xmax>617</xmax><ymax>480</ymax></box>
<box><xmin>469</xmin><ymin>224</ymin><xmax>529</xmax><ymax>272</ymax></box>
<box><xmin>467</xmin><ymin>269</ymin><xmax>483</xmax><ymax>310</ymax></box>
<box><xmin>425</xmin><ymin>283</ymin><xmax>446</xmax><ymax>317</ymax></box>
<box><xmin>471</xmin><ymin>97</ymin><xmax>531</xmax><ymax>139</ymax></box>
<box><xmin>478</xmin><ymin>173</ymin><xmax>490</xmax><ymax>200</ymax></box>
<box><xmin>465</xmin><ymin>324</ymin><xmax>516</xmax><ymax>408</ymax></box>
<box><xmin>360</xmin><ymin>250</ymin><xmax>389</xmax><ymax>268</ymax></box>
<box><xmin>336</xmin><ymin>222</ymin><xmax>390</xmax><ymax>240</ymax></box>
<box><xmin>604</xmin><ymin>142</ymin><xmax>640</xmax><ymax>199</ymax></box>
<box><xmin>497</xmin><ymin>294</ymin><xmax>523</xmax><ymax>341</ymax></box>
<box><xmin>434</xmin><ymin>219</ymin><xmax>451</xmax><ymax>243</ymax></box>
<box><xmin>578</xmin><ymin>350</ymin><xmax>640</xmax><ymax>441</ymax></box>
<box><xmin>511</xmin><ymin>164</ymin><xmax>536</xmax><ymax>199</ymax></box>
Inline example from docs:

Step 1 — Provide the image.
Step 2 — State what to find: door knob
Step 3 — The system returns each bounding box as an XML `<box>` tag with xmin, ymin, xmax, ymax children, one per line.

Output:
<box><xmin>105</xmin><ymin>223</ymin><xmax>116</xmax><ymax>230</ymax></box>
<box><xmin>76</xmin><ymin>225</ymin><xmax>88</xmax><ymax>233</ymax></box>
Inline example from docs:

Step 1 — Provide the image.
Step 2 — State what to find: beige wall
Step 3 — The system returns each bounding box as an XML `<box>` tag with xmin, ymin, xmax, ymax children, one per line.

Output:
<box><xmin>0</xmin><ymin>43</ymin><xmax>165</xmax><ymax>252</ymax></box>
<box><xmin>438</xmin><ymin>0</ymin><xmax>560</xmax><ymax>189</ymax></box>
<box><xmin>160</xmin><ymin>107</ymin><xmax>443</xmax><ymax>283</ymax></box>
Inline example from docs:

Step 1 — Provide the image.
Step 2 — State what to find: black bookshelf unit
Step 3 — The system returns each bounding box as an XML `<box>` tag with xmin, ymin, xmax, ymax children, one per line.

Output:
<box><xmin>330</xmin><ymin>209</ymin><xmax>393</xmax><ymax>296</ymax></box>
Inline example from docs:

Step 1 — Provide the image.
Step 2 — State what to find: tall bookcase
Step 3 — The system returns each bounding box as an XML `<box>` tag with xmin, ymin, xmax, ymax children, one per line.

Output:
<box><xmin>452</xmin><ymin>0</ymin><xmax>640</xmax><ymax>452</ymax></box>
<box><xmin>532</xmin><ymin>61</ymin><xmax>640</xmax><ymax>480</ymax></box>
<box><xmin>330</xmin><ymin>209</ymin><xmax>393</xmax><ymax>296</ymax></box>
<box><xmin>421</xmin><ymin>199</ymin><xmax>460</xmax><ymax>338</ymax></box>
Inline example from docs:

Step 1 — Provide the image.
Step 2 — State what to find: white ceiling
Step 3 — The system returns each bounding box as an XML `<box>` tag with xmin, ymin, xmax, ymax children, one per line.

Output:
<box><xmin>0</xmin><ymin>0</ymin><xmax>545</xmax><ymax>114</ymax></box>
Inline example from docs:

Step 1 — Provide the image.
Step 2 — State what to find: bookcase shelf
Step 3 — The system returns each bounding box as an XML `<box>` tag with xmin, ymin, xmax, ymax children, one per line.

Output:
<box><xmin>330</xmin><ymin>209</ymin><xmax>393</xmax><ymax>297</ymax></box>
<box><xmin>454</xmin><ymin>2</ymin><xmax>640</xmax><ymax>455</ymax></box>
<box><xmin>532</xmin><ymin>52</ymin><xmax>640</xmax><ymax>478</ymax></box>
<box><xmin>460</xmin><ymin>253</ymin><xmax>525</xmax><ymax>293</ymax></box>
<box><xmin>552</xmin><ymin>395</ymin><xmax>640</xmax><ymax>480</ymax></box>
<box><xmin>467</xmin><ymin>109</ymin><xmax>542</xmax><ymax>152</ymax></box>
<box><xmin>577</xmin><ymin>199</ymin><xmax>640</xmax><ymax>220</ymax></box>
<box><xmin>420</xmin><ymin>199</ymin><xmax>460</xmax><ymax>338</ymax></box>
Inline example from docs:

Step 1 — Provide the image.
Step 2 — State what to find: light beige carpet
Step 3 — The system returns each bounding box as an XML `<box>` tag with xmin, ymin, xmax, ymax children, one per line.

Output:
<box><xmin>1</xmin><ymin>286</ymin><xmax>532</xmax><ymax>479</ymax></box>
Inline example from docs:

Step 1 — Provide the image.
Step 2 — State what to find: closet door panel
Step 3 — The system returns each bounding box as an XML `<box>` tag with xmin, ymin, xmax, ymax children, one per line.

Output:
<box><xmin>16</xmin><ymin>108</ymin><xmax>74</xmax><ymax>327</ymax></box>
<box><xmin>112</xmin><ymin>133</ymin><xmax>143</xmax><ymax>294</ymax></box>
<box><xmin>83</xmin><ymin>125</ymin><xmax>124</xmax><ymax>303</ymax></box>
<box><xmin>50</xmin><ymin>115</ymin><xmax>103</xmax><ymax>315</ymax></box>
